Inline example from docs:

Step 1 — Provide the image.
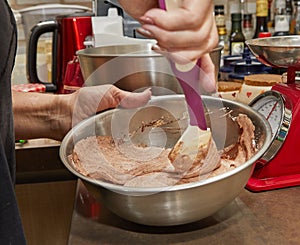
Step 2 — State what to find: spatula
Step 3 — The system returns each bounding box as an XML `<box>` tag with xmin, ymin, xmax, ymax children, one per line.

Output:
<box><xmin>158</xmin><ymin>0</ymin><xmax>220</xmax><ymax>175</ymax></box>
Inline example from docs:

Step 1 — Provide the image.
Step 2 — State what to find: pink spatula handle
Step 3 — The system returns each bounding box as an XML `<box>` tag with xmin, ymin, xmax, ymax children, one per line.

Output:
<box><xmin>158</xmin><ymin>0</ymin><xmax>207</xmax><ymax>130</ymax></box>
<box><xmin>169</xmin><ymin>60</ymin><xmax>207</xmax><ymax>129</ymax></box>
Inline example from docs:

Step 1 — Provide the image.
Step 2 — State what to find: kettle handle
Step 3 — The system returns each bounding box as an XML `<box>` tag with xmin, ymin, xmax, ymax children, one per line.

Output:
<box><xmin>27</xmin><ymin>20</ymin><xmax>58</xmax><ymax>92</ymax></box>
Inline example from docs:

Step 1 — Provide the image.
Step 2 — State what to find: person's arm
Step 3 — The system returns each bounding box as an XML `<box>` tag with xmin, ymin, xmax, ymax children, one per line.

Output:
<box><xmin>12</xmin><ymin>85</ymin><xmax>151</xmax><ymax>141</ymax></box>
<box><xmin>13</xmin><ymin>90</ymin><xmax>70</xmax><ymax>141</ymax></box>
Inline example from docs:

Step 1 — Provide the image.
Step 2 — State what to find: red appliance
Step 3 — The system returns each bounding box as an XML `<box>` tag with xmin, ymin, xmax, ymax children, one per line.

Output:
<box><xmin>244</xmin><ymin>36</ymin><xmax>300</xmax><ymax>192</ymax></box>
<box><xmin>246</xmin><ymin>76</ymin><xmax>300</xmax><ymax>191</ymax></box>
<box><xmin>27</xmin><ymin>12</ymin><xmax>93</xmax><ymax>93</ymax></box>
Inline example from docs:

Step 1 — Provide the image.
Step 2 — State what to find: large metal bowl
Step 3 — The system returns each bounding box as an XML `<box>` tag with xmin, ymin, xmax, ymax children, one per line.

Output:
<box><xmin>77</xmin><ymin>44</ymin><xmax>222</xmax><ymax>95</ymax></box>
<box><xmin>60</xmin><ymin>95</ymin><xmax>272</xmax><ymax>226</ymax></box>
<box><xmin>246</xmin><ymin>36</ymin><xmax>300</xmax><ymax>68</ymax></box>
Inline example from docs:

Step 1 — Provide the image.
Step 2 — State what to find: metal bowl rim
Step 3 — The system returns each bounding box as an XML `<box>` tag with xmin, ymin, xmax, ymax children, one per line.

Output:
<box><xmin>76</xmin><ymin>44</ymin><xmax>224</xmax><ymax>58</ymax></box>
<box><xmin>59</xmin><ymin>94</ymin><xmax>272</xmax><ymax>194</ymax></box>
<box><xmin>246</xmin><ymin>35</ymin><xmax>300</xmax><ymax>47</ymax></box>
<box><xmin>76</xmin><ymin>49</ymin><xmax>162</xmax><ymax>58</ymax></box>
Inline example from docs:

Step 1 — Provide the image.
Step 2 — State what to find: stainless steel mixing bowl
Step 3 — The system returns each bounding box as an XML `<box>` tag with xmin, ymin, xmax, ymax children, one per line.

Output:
<box><xmin>246</xmin><ymin>35</ymin><xmax>300</xmax><ymax>68</ymax></box>
<box><xmin>77</xmin><ymin>44</ymin><xmax>222</xmax><ymax>95</ymax></box>
<box><xmin>59</xmin><ymin>95</ymin><xmax>272</xmax><ymax>226</ymax></box>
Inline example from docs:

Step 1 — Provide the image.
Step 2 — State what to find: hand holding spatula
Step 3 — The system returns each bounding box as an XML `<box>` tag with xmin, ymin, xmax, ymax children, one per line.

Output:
<box><xmin>158</xmin><ymin>0</ymin><xmax>220</xmax><ymax>176</ymax></box>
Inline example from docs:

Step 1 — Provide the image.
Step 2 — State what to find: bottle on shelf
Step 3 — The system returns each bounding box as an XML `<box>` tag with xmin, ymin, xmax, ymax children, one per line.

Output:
<box><xmin>240</xmin><ymin>0</ymin><xmax>248</xmax><ymax>17</ymax></box>
<box><xmin>214</xmin><ymin>5</ymin><xmax>226</xmax><ymax>29</ymax></box>
<box><xmin>218</xmin><ymin>26</ymin><xmax>229</xmax><ymax>56</ymax></box>
<box><xmin>267</xmin><ymin>0</ymin><xmax>274</xmax><ymax>33</ymax></box>
<box><xmin>286</xmin><ymin>0</ymin><xmax>293</xmax><ymax>24</ymax></box>
<box><xmin>243</xmin><ymin>13</ymin><xmax>254</xmax><ymax>40</ymax></box>
<box><xmin>215</xmin><ymin>5</ymin><xmax>229</xmax><ymax>57</ymax></box>
<box><xmin>273</xmin><ymin>0</ymin><xmax>290</xmax><ymax>35</ymax></box>
<box><xmin>290</xmin><ymin>0</ymin><xmax>300</xmax><ymax>34</ymax></box>
<box><xmin>253</xmin><ymin>0</ymin><xmax>269</xmax><ymax>38</ymax></box>
<box><xmin>229</xmin><ymin>13</ymin><xmax>245</xmax><ymax>55</ymax></box>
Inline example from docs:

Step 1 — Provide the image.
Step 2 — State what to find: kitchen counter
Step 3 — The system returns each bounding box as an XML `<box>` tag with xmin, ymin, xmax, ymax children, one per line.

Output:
<box><xmin>14</xmin><ymin>140</ymin><xmax>300</xmax><ymax>244</ymax></box>
<box><xmin>15</xmin><ymin>138</ymin><xmax>75</xmax><ymax>184</ymax></box>
<box><xmin>68</xmin><ymin>180</ymin><xmax>300</xmax><ymax>245</ymax></box>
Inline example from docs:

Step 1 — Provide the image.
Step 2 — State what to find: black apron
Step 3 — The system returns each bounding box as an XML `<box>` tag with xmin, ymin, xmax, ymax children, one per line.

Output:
<box><xmin>0</xmin><ymin>1</ymin><xmax>26</xmax><ymax>244</ymax></box>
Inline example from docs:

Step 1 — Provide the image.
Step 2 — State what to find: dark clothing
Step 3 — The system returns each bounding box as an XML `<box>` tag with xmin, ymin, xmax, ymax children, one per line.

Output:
<box><xmin>0</xmin><ymin>1</ymin><xmax>26</xmax><ymax>244</ymax></box>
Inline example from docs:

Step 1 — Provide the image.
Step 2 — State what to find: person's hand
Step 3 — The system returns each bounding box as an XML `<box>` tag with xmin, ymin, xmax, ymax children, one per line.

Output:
<box><xmin>137</xmin><ymin>1</ymin><xmax>218</xmax><ymax>62</ymax></box>
<box><xmin>120</xmin><ymin>0</ymin><xmax>218</xmax><ymax>62</ymax></box>
<box><xmin>70</xmin><ymin>85</ymin><xmax>152</xmax><ymax>127</ymax></box>
<box><xmin>119</xmin><ymin>0</ymin><xmax>218</xmax><ymax>92</ymax></box>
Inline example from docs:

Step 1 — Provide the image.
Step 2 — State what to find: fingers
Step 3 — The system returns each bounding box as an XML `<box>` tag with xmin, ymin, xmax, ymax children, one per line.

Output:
<box><xmin>76</xmin><ymin>85</ymin><xmax>152</xmax><ymax>114</ymax></box>
<box><xmin>94</xmin><ymin>85</ymin><xmax>152</xmax><ymax>111</ymax></box>
<box><xmin>140</xmin><ymin>1</ymin><xmax>212</xmax><ymax>31</ymax></box>
<box><xmin>118</xmin><ymin>88</ymin><xmax>152</xmax><ymax>108</ymax></box>
<box><xmin>72</xmin><ymin>85</ymin><xmax>152</xmax><ymax>127</ymax></box>
<box><xmin>140</xmin><ymin>24</ymin><xmax>217</xmax><ymax>51</ymax></box>
<box><xmin>137</xmin><ymin>0</ymin><xmax>218</xmax><ymax>63</ymax></box>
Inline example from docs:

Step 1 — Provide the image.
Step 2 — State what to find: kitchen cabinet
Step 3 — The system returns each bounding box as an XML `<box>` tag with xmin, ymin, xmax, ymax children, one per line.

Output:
<box><xmin>15</xmin><ymin>139</ymin><xmax>77</xmax><ymax>244</ymax></box>
<box><xmin>16</xmin><ymin>180</ymin><xmax>76</xmax><ymax>245</ymax></box>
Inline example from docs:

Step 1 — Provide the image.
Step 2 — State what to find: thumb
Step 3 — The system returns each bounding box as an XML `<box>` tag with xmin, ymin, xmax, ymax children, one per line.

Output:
<box><xmin>119</xmin><ymin>88</ymin><xmax>152</xmax><ymax>108</ymax></box>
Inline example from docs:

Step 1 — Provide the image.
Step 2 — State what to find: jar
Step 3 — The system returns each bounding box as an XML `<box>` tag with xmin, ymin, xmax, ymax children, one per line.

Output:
<box><xmin>217</xmin><ymin>81</ymin><xmax>242</xmax><ymax>101</ymax></box>
<box><xmin>237</xmin><ymin>74</ymin><xmax>282</xmax><ymax>104</ymax></box>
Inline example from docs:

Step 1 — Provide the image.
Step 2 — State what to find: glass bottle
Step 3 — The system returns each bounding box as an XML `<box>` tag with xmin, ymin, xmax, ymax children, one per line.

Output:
<box><xmin>286</xmin><ymin>0</ymin><xmax>293</xmax><ymax>24</ymax></box>
<box><xmin>215</xmin><ymin>5</ymin><xmax>226</xmax><ymax>29</ymax></box>
<box><xmin>218</xmin><ymin>26</ymin><xmax>229</xmax><ymax>56</ymax></box>
<box><xmin>274</xmin><ymin>0</ymin><xmax>290</xmax><ymax>35</ymax></box>
<box><xmin>215</xmin><ymin>5</ymin><xmax>229</xmax><ymax>56</ymax></box>
<box><xmin>230</xmin><ymin>13</ymin><xmax>245</xmax><ymax>55</ymax></box>
<box><xmin>290</xmin><ymin>0</ymin><xmax>300</xmax><ymax>34</ymax></box>
<box><xmin>240</xmin><ymin>0</ymin><xmax>248</xmax><ymax>17</ymax></box>
<box><xmin>267</xmin><ymin>0</ymin><xmax>274</xmax><ymax>32</ymax></box>
<box><xmin>274</xmin><ymin>0</ymin><xmax>286</xmax><ymax>17</ymax></box>
<box><xmin>253</xmin><ymin>0</ymin><xmax>269</xmax><ymax>38</ymax></box>
<box><xmin>243</xmin><ymin>13</ymin><xmax>254</xmax><ymax>39</ymax></box>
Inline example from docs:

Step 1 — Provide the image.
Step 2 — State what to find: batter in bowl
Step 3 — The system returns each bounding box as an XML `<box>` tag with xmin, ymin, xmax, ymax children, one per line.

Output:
<box><xmin>69</xmin><ymin>114</ymin><xmax>258</xmax><ymax>187</ymax></box>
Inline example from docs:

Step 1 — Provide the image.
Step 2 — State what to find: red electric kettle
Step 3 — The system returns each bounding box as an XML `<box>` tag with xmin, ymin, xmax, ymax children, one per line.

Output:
<box><xmin>27</xmin><ymin>12</ymin><xmax>93</xmax><ymax>93</ymax></box>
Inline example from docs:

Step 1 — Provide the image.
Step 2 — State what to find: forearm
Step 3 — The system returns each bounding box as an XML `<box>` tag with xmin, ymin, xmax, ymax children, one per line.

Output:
<box><xmin>12</xmin><ymin>91</ymin><xmax>72</xmax><ymax>141</ymax></box>
<box><xmin>12</xmin><ymin>86</ymin><xmax>151</xmax><ymax>141</ymax></box>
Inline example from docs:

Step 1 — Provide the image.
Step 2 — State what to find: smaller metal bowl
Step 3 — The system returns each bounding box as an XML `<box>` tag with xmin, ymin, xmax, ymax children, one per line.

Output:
<box><xmin>77</xmin><ymin>44</ymin><xmax>222</xmax><ymax>95</ymax></box>
<box><xmin>246</xmin><ymin>36</ymin><xmax>300</xmax><ymax>68</ymax></box>
<box><xmin>60</xmin><ymin>95</ymin><xmax>272</xmax><ymax>226</ymax></box>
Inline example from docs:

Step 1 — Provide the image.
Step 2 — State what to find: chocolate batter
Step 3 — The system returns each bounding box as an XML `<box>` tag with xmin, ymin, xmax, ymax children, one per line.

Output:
<box><xmin>70</xmin><ymin>114</ymin><xmax>258</xmax><ymax>187</ymax></box>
